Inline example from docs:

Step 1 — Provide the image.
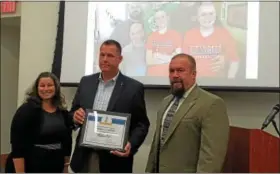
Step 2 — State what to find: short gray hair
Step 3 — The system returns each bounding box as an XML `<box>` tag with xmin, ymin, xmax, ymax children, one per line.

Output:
<box><xmin>171</xmin><ymin>53</ymin><xmax>196</xmax><ymax>71</ymax></box>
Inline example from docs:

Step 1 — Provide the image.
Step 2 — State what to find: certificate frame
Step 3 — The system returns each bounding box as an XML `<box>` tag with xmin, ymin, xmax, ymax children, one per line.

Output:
<box><xmin>79</xmin><ymin>109</ymin><xmax>131</xmax><ymax>152</ymax></box>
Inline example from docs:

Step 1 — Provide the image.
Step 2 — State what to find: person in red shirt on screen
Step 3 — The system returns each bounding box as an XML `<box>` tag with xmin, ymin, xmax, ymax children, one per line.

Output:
<box><xmin>182</xmin><ymin>2</ymin><xmax>240</xmax><ymax>79</ymax></box>
<box><xmin>146</xmin><ymin>10</ymin><xmax>182</xmax><ymax>76</ymax></box>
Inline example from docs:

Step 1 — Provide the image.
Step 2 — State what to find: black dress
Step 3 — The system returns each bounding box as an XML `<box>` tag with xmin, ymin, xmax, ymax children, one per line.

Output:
<box><xmin>5</xmin><ymin>97</ymin><xmax>73</xmax><ymax>173</ymax></box>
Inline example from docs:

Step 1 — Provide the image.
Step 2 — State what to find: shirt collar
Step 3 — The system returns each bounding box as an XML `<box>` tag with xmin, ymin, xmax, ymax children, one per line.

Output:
<box><xmin>182</xmin><ymin>83</ymin><xmax>196</xmax><ymax>99</ymax></box>
<box><xmin>98</xmin><ymin>71</ymin><xmax>120</xmax><ymax>82</ymax></box>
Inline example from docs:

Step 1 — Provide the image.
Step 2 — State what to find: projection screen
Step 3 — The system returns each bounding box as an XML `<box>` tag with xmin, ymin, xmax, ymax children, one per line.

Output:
<box><xmin>60</xmin><ymin>1</ymin><xmax>279</xmax><ymax>89</ymax></box>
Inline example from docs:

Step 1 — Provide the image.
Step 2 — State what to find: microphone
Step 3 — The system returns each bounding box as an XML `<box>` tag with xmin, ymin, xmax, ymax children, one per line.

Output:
<box><xmin>261</xmin><ymin>104</ymin><xmax>280</xmax><ymax>130</ymax></box>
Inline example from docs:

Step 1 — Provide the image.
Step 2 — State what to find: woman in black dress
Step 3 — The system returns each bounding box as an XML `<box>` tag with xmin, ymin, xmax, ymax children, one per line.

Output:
<box><xmin>5</xmin><ymin>72</ymin><xmax>73</xmax><ymax>173</ymax></box>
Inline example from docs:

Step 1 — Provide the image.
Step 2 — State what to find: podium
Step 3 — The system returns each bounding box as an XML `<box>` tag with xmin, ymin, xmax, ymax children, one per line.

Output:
<box><xmin>222</xmin><ymin>126</ymin><xmax>280</xmax><ymax>172</ymax></box>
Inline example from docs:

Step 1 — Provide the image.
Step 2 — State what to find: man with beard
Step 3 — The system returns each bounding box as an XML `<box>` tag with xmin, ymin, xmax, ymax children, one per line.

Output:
<box><xmin>109</xmin><ymin>2</ymin><xmax>143</xmax><ymax>48</ymax></box>
<box><xmin>145</xmin><ymin>53</ymin><xmax>229</xmax><ymax>173</ymax></box>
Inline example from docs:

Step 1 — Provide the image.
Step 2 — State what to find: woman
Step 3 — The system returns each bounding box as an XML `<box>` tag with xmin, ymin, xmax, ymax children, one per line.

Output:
<box><xmin>5</xmin><ymin>72</ymin><xmax>72</xmax><ymax>173</ymax></box>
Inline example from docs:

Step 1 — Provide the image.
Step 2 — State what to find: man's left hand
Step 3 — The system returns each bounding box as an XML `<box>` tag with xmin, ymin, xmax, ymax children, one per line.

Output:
<box><xmin>110</xmin><ymin>142</ymin><xmax>131</xmax><ymax>157</ymax></box>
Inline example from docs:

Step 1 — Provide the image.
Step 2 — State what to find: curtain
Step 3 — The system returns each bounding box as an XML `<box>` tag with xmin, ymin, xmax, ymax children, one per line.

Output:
<box><xmin>51</xmin><ymin>1</ymin><xmax>65</xmax><ymax>80</ymax></box>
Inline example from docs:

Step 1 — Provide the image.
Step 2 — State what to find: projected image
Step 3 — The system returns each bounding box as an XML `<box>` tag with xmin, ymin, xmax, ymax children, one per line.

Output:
<box><xmin>183</xmin><ymin>2</ymin><xmax>242</xmax><ymax>79</ymax></box>
<box><xmin>121</xmin><ymin>22</ymin><xmax>147</xmax><ymax>76</ymax></box>
<box><xmin>87</xmin><ymin>1</ymin><xmax>259</xmax><ymax>80</ymax></box>
<box><xmin>146</xmin><ymin>10</ymin><xmax>182</xmax><ymax>77</ymax></box>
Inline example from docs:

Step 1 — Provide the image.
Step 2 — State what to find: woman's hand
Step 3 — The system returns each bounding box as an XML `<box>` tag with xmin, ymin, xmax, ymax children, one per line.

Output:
<box><xmin>13</xmin><ymin>158</ymin><xmax>25</xmax><ymax>173</ymax></box>
<box><xmin>63</xmin><ymin>156</ymin><xmax>70</xmax><ymax>173</ymax></box>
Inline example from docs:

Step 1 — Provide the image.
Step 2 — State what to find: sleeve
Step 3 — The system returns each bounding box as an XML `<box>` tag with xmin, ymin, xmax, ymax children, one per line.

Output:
<box><xmin>145</xmin><ymin>133</ymin><xmax>157</xmax><ymax>173</ymax></box>
<box><xmin>223</xmin><ymin>29</ymin><xmax>239</xmax><ymax>62</ymax></box>
<box><xmin>145</xmin><ymin>112</ymin><xmax>161</xmax><ymax>173</ymax></box>
<box><xmin>146</xmin><ymin>33</ymin><xmax>154</xmax><ymax>50</ymax></box>
<box><xmin>196</xmin><ymin>98</ymin><xmax>230</xmax><ymax>173</ymax></box>
<box><xmin>69</xmin><ymin>77</ymin><xmax>84</xmax><ymax>128</ymax></box>
<box><xmin>70</xmin><ymin>77</ymin><xmax>84</xmax><ymax>113</ymax></box>
<box><xmin>62</xmin><ymin>112</ymin><xmax>73</xmax><ymax>156</ymax></box>
<box><xmin>128</xmin><ymin>84</ymin><xmax>150</xmax><ymax>155</ymax></box>
<box><xmin>10</xmin><ymin>104</ymin><xmax>33</xmax><ymax>158</ymax></box>
<box><xmin>62</xmin><ymin>131</ymin><xmax>73</xmax><ymax>157</ymax></box>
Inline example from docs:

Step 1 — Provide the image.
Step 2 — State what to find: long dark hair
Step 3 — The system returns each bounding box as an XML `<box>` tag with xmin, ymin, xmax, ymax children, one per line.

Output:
<box><xmin>25</xmin><ymin>72</ymin><xmax>66</xmax><ymax>110</ymax></box>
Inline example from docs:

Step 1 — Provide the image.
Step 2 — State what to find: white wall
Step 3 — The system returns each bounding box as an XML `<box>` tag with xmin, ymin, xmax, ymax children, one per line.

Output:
<box><xmin>3</xmin><ymin>1</ymin><xmax>278</xmax><ymax>172</ymax></box>
<box><xmin>1</xmin><ymin>20</ymin><xmax>20</xmax><ymax>154</ymax></box>
<box><xmin>17</xmin><ymin>2</ymin><xmax>59</xmax><ymax>105</ymax></box>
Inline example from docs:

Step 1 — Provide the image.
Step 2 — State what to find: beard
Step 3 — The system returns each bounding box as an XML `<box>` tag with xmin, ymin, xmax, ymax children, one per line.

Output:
<box><xmin>170</xmin><ymin>80</ymin><xmax>185</xmax><ymax>98</ymax></box>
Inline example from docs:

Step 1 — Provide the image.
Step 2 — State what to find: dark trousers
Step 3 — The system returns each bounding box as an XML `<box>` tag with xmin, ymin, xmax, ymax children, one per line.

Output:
<box><xmin>5</xmin><ymin>147</ymin><xmax>64</xmax><ymax>173</ymax></box>
<box><xmin>80</xmin><ymin>150</ymin><xmax>133</xmax><ymax>173</ymax></box>
<box><xmin>98</xmin><ymin>151</ymin><xmax>133</xmax><ymax>173</ymax></box>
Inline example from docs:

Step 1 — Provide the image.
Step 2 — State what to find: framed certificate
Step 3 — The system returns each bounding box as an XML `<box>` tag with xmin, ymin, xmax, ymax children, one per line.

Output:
<box><xmin>79</xmin><ymin>109</ymin><xmax>131</xmax><ymax>152</ymax></box>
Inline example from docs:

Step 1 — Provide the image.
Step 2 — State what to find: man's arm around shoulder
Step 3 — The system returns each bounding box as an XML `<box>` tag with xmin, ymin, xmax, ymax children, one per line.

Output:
<box><xmin>197</xmin><ymin>97</ymin><xmax>230</xmax><ymax>172</ymax></box>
